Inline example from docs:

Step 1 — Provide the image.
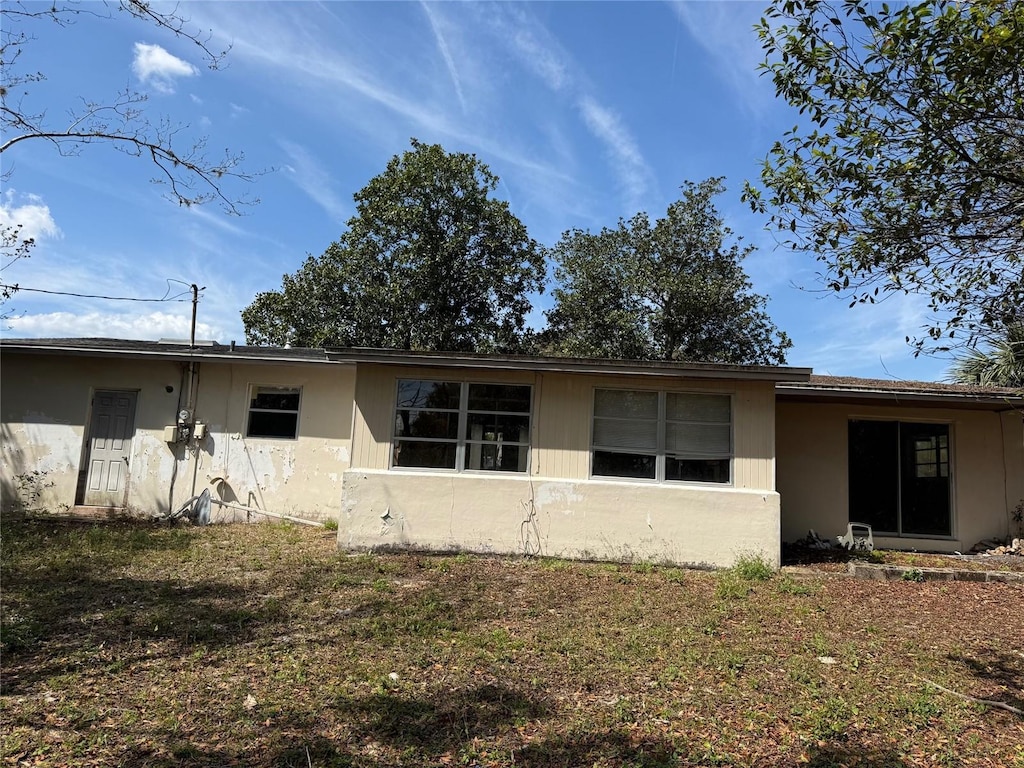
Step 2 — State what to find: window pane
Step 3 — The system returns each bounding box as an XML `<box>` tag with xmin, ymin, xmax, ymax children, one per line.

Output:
<box><xmin>900</xmin><ymin>422</ymin><xmax>951</xmax><ymax>536</ymax></box>
<box><xmin>250</xmin><ymin>387</ymin><xmax>300</xmax><ymax>411</ymax></box>
<box><xmin>397</xmin><ymin>380</ymin><xmax>460</xmax><ymax>410</ymax></box>
<box><xmin>393</xmin><ymin>440</ymin><xmax>457</xmax><ymax>469</ymax></box>
<box><xmin>666</xmin><ymin>457</ymin><xmax>730</xmax><ymax>483</ymax></box>
<box><xmin>465</xmin><ymin>413</ymin><xmax>530</xmax><ymax>443</ymax></box>
<box><xmin>247</xmin><ymin>410</ymin><xmax>299</xmax><ymax>439</ymax></box>
<box><xmin>848</xmin><ymin>420</ymin><xmax>899</xmax><ymax>533</ymax></box>
<box><xmin>466</xmin><ymin>443</ymin><xmax>526</xmax><ymax>472</ymax></box>
<box><xmin>666</xmin><ymin>393</ymin><xmax>730</xmax><ymax>423</ymax></box>
<box><xmin>467</xmin><ymin>384</ymin><xmax>531</xmax><ymax>413</ymax></box>
<box><xmin>592</xmin><ymin>450</ymin><xmax>656</xmax><ymax>479</ymax></box>
<box><xmin>593</xmin><ymin>417</ymin><xmax>658</xmax><ymax>450</ymax></box>
<box><xmin>666</xmin><ymin>422</ymin><xmax>731</xmax><ymax>454</ymax></box>
<box><xmin>594</xmin><ymin>389</ymin><xmax>658</xmax><ymax>419</ymax></box>
<box><xmin>395</xmin><ymin>410</ymin><xmax>459</xmax><ymax>439</ymax></box>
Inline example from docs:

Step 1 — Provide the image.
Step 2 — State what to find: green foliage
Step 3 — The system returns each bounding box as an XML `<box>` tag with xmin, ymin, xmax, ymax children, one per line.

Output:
<box><xmin>776</xmin><ymin>574</ymin><xmax>818</xmax><ymax>596</ymax></box>
<box><xmin>715</xmin><ymin>572</ymin><xmax>752</xmax><ymax>601</ymax></box>
<box><xmin>948</xmin><ymin>323</ymin><xmax>1024</xmax><ymax>388</ymax></box>
<box><xmin>323</xmin><ymin>518</ymin><xmax>339</xmax><ymax>532</ymax></box>
<box><xmin>243</xmin><ymin>139</ymin><xmax>545</xmax><ymax>352</ymax></box>
<box><xmin>747</xmin><ymin>0</ymin><xmax>1024</xmax><ymax>353</ymax></box>
<box><xmin>902</xmin><ymin>568</ymin><xmax>925</xmax><ymax>582</ymax></box>
<box><xmin>543</xmin><ymin>178</ymin><xmax>791</xmax><ymax>365</ymax></box>
<box><xmin>11</xmin><ymin>470</ymin><xmax>54</xmax><ymax>515</ymax></box>
<box><xmin>732</xmin><ymin>552</ymin><xmax>774</xmax><ymax>581</ymax></box>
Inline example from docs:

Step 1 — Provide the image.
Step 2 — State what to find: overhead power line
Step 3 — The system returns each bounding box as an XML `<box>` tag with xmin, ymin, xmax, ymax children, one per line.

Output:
<box><xmin>0</xmin><ymin>284</ymin><xmax>201</xmax><ymax>302</ymax></box>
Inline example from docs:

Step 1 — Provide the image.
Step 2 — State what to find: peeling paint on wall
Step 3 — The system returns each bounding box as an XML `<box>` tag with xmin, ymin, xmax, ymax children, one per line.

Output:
<box><xmin>20</xmin><ymin>415</ymin><xmax>80</xmax><ymax>474</ymax></box>
<box><xmin>324</xmin><ymin>444</ymin><xmax>350</xmax><ymax>464</ymax></box>
<box><xmin>132</xmin><ymin>432</ymin><xmax>178</xmax><ymax>486</ymax></box>
<box><xmin>534</xmin><ymin>482</ymin><xmax>583</xmax><ymax>514</ymax></box>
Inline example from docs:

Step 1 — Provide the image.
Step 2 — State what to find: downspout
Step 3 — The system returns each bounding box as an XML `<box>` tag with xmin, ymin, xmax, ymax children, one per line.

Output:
<box><xmin>187</xmin><ymin>283</ymin><xmax>203</xmax><ymax>498</ymax></box>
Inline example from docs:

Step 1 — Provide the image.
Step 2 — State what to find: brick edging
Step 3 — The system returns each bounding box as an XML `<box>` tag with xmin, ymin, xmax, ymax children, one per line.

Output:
<box><xmin>848</xmin><ymin>562</ymin><xmax>1024</xmax><ymax>583</ymax></box>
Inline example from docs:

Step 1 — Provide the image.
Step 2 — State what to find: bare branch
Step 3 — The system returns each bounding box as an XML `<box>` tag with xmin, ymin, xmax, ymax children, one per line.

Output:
<box><xmin>1</xmin><ymin>1</ymin><xmax>260</xmax><ymax>215</ymax></box>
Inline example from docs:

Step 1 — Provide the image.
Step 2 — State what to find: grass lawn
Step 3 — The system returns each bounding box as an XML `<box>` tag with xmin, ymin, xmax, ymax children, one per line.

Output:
<box><xmin>2</xmin><ymin>519</ymin><xmax>1022</xmax><ymax>767</ymax></box>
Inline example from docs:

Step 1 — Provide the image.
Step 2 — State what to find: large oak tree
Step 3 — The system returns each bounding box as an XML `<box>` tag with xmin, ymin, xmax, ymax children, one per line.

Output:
<box><xmin>243</xmin><ymin>140</ymin><xmax>545</xmax><ymax>352</ymax></box>
<box><xmin>542</xmin><ymin>178</ymin><xmax>792</xmax><ymax>365</ymax></box>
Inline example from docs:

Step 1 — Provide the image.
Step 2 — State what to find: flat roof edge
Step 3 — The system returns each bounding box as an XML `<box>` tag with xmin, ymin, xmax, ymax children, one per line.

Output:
<box><xmin>0</xmin><ymin>342</ymin><xmax>348</xmax><ymax>366</ymax></box>
<box><xmin>326</xmin><ymin>349</ymin><xmax>812</xmax><ymax>382</ymax></box>
<box><xmin>777</xmin><ymin>383</ymin><xmax>1023</xmax><ymax>407</ymax></box>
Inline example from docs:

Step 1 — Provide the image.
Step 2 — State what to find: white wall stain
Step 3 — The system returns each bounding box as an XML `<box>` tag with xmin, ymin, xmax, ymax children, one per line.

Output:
<box><xmin>324</xmin><ymin>443</ymin><xmax>350</xmax><ymax>464</ymax></box>
<box><xmin>205</xmin><ymin>433</ymin><xmax>298</xmax><ymax>494</ymax></box>
<box><xmin>534</xmin><ymin>482</ymin><xmax>583</xmax><ymax>514</ymax></box>
<box><xmin>14</xmin><ymin>417</ymin><xmax>81</xmax><ymax>475</ymax></box>
<box><xmin>131</xmin><ymin>432</ymin><xmax>177</xmax><ymax>485</ymax></box>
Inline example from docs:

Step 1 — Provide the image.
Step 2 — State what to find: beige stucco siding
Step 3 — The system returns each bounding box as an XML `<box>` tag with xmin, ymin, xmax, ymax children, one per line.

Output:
<box><xmin>351</xmin><ymin>364</ymin><xmax>777</xmax><ymax>488</ymax></box>
<box><xmin>342</xmin><ymin>471</ymin><xmax>780</xmax><ymax>567</ymax></box>
<box><xmin>1</xmin><ymin>352</ymin><xmax>354</xmax><ymax>521</ymax></box>
<box><xmin>1003</xmin><ymin>411</ymin><xmax>1024</xmax><ymax>525</ymax></box>
<box><xmin>777</xmin><ymin>400</ymin><xmax>1022</xmax><ymax>551</ymax></box>
<box><xmin>344</xmin><ymin>364</ymin><xmax>780</xmax><ymax>566</ymax></box>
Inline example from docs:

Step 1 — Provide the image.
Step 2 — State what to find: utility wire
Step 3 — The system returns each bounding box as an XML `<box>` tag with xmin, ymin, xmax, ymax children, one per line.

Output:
<box><xmin>0</xmin><ymin>284</ymin><xmax>201</xmax><ymax>302</ymax></box>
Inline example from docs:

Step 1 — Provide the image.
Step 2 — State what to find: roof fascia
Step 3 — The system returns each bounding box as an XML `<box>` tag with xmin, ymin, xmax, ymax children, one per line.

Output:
<box><xmin>327</xmin><ymin>349</ymin><xmax>812</xmax><ymax>382</ymax></box>
<box><xmin>776</xmin><ymin>384</ymin><xmax>1022</xmax><ymax>408</ymax></box>
<box><xmin>0</xmin><ymin>343</ymin><xmax>347</xmax><ymax>367</ymax></box>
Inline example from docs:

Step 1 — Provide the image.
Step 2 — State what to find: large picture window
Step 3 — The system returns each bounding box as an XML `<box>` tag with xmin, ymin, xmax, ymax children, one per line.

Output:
<box><xmin>246</xmin><ymin>386</ymin><xmax>301</xmax><ymax>439</ymax></box>
<box><xmin>393</xmin><ymin>380</ymin><xmax>531</xmax><ymax>472</ymax></box>
<box><xmin>848</xmin><ymin>420</ymin><xmax>951</xmax><ymax>537</ymax></box>
<box><xmin>592</xmin><ymin>389</ymin><xmax>732</xmax><ymax>484</ymax></box>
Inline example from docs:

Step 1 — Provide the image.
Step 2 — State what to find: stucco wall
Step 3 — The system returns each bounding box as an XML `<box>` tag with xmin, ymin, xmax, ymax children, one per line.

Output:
<box><xmin>343</xmin><ymin>364</ymin><xmax>780</xmax><ymax>566</ymax></box>
<box><xmin>351</xmin><ymin>364</ymin><xmax>777</xmax><ymax>488</ymax></box>
<box><xmin>342</xmin><ymin>470</ymin><xmax>781</xmax><ymax>568</ymax></box>
<box><xmin>1</xmin><ymin>352</ymin><xmax>354</xmax><ymax>521</ymax></box>
<box><xmin>777</xmin><ymin>400</ymin><xmax>1023</xmax><ymax>551</ymax></box>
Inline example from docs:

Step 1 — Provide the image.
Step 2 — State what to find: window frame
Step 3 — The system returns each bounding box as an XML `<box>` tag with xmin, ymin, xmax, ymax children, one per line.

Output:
<box><xmin>245</xmin><ymin>384</ymin><xmax>302</xmax><ymax>440</ymax></box>
<box><xmin>847</xmin><ymin>418</ymin><xmax>955</xmax><ymax>539</ymax></box>
<box><xmin>391</xmin><ymin>378</ymin><xmax>533</xmax><ymax>474</ymax></box>
<box><xmin>589</xmin><ymin>387</ymin><xmax>734</xmax><ymax>485</ymax></box>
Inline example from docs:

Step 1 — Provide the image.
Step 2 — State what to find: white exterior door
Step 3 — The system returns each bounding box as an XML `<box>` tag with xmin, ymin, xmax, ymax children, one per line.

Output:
<box><xmin>82</xmin><ymin>390</ymin><xmax>137</xmax><ymax>507</ymax></box>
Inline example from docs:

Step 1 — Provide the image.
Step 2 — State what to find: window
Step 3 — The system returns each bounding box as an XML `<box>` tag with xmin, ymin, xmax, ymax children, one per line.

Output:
<box><xmin>393</xmin><ymin>380</ymin><xmax>531</xmax><ymax>472</ymax></box>
<box><xmin>246</xmin><ymin>386</ymin><xmax>301</xmax><ymax>439</ymax></box>
<box><xmin>592</xmin><ymin>389</ymin><xmax>732</xmax><ymax>483</ymax></box>
<box><xmin>848</xmin><ymin>420</ymin><xmax>951</xmax><ymax>537</ymax></box>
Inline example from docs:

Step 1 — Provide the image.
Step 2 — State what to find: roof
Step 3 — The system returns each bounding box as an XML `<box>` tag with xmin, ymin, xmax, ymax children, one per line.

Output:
<box><xmin>0</xmin><ymin>337</ymin><xmax>340</xmax><ymax>366</ymax></box>
<box><xmin>325</xmin><ymin>347</ymin><xmax>813</xmax><ymax>382</ymax></box>
<box><xmin>777</xmin><ymin>374</ymin><xmax>1023</xmax><ymax>408</ymax></box>
<box><xmin>1</xmin><ymin>337</ymin><xmax>811</xmax><ymax>381</ymax></box>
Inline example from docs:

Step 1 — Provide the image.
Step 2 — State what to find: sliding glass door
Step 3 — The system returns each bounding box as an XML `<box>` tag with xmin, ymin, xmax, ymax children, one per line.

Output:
<box><xmin>848</xmin><ymin>420</ymin><xmax>951</xmax><ymax>537</ymax></box>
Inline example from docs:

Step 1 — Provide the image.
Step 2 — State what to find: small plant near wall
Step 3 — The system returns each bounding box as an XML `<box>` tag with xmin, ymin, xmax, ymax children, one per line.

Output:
<box><xmin>13</xmin><ymin>470</ymin><xmax>54</xmax><ymax>516</ymax></box>
<box><xmin>1012</xmin><ymin>499</ymin><xmax>1024</xmax><ymax>540</ymax></box>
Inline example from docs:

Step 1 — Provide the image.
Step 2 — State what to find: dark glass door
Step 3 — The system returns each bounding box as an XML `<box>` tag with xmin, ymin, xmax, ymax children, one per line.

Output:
<box><xmin>899</xmin><ymin>423</ymin><xmax>951</xmax><ymax>536</ymax></box>
<box><xmin>849</xmin><ymin>420</ymin><xmax>899</xmax><ymax>533</ymax></box>
<box><xmin>848</xmin><ymin>420</ymin><xmax>951</xmax><ymax>537</ymax></box>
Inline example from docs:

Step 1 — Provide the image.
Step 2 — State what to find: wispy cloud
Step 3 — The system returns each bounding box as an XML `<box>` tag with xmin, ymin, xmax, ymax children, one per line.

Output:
<box><xmin>577</xmin><ymin>97</ymin><xmax>654</xmax><ymax>211</ymax></box>
<box><xmin>485</xmin><ymin>6</ymin><xmax>652</xmax><ymax>211</ymax></box>
<box><xmin>420</xmin><ymin>1</ymin><xmax>466</xmax><ymax>112</ymax></box>
<box><xmin>0</xmin><ymin>190</ymin><xmax>62</xmax><ymax>243</ymax></box>
<box><xmin>499</xmin><ymin>9</ymin><xmax>572</xmax><ymax>92</ymax></box>
<box><xmin>279</xmin><ymin>140</ymin><xmax>349</xmax><ymax>224</ymax></box>
<box><xmin>794</xmin><ymin>292</ymin><xmax>936</xmax><ymax>377</ymax></box>
<box><xmin>131</xmin><ymin>42</ymin><xmax>198</xmax><ymax>94</ymax></box>
<box><xmin>668</xmin><ymin>1</ymin><xmax>776</xmax><ymax>120</ymax></box>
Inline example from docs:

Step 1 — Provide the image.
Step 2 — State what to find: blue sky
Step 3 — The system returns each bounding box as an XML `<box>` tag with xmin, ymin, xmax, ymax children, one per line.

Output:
<box><xmin>2</xmin><ymin>1</ymin><xmax>948</xmax><ymax>380</ymax></box>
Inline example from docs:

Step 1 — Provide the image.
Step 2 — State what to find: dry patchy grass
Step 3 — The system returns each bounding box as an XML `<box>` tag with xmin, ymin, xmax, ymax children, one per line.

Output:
<box><xmin>2</xmin><ymin>519</ymin><xmax>1022</xmax><ymax>767</ymax></box>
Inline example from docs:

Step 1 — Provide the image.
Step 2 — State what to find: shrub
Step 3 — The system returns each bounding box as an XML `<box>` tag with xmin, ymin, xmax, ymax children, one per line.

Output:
<box><xmin>733</xmin><ymin>552</ymin><xmax>774</xmax><ymax>581</ymax></box>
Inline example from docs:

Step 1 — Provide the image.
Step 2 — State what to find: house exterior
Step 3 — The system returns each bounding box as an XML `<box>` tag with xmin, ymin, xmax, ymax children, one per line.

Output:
<box><xmin>777</xmin><ymin>376</ymin><xmax>1024</xmax><ymax>554</ymax></box>
<box><xmin>0</xmin><ymin>339</ymin><xmax>356</xmax><ymax>523</ymax></box>
<box><xmin>2</xmin><ymin>338</ymin><xmax>1022</xmax><ymax>566</ymax></box>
